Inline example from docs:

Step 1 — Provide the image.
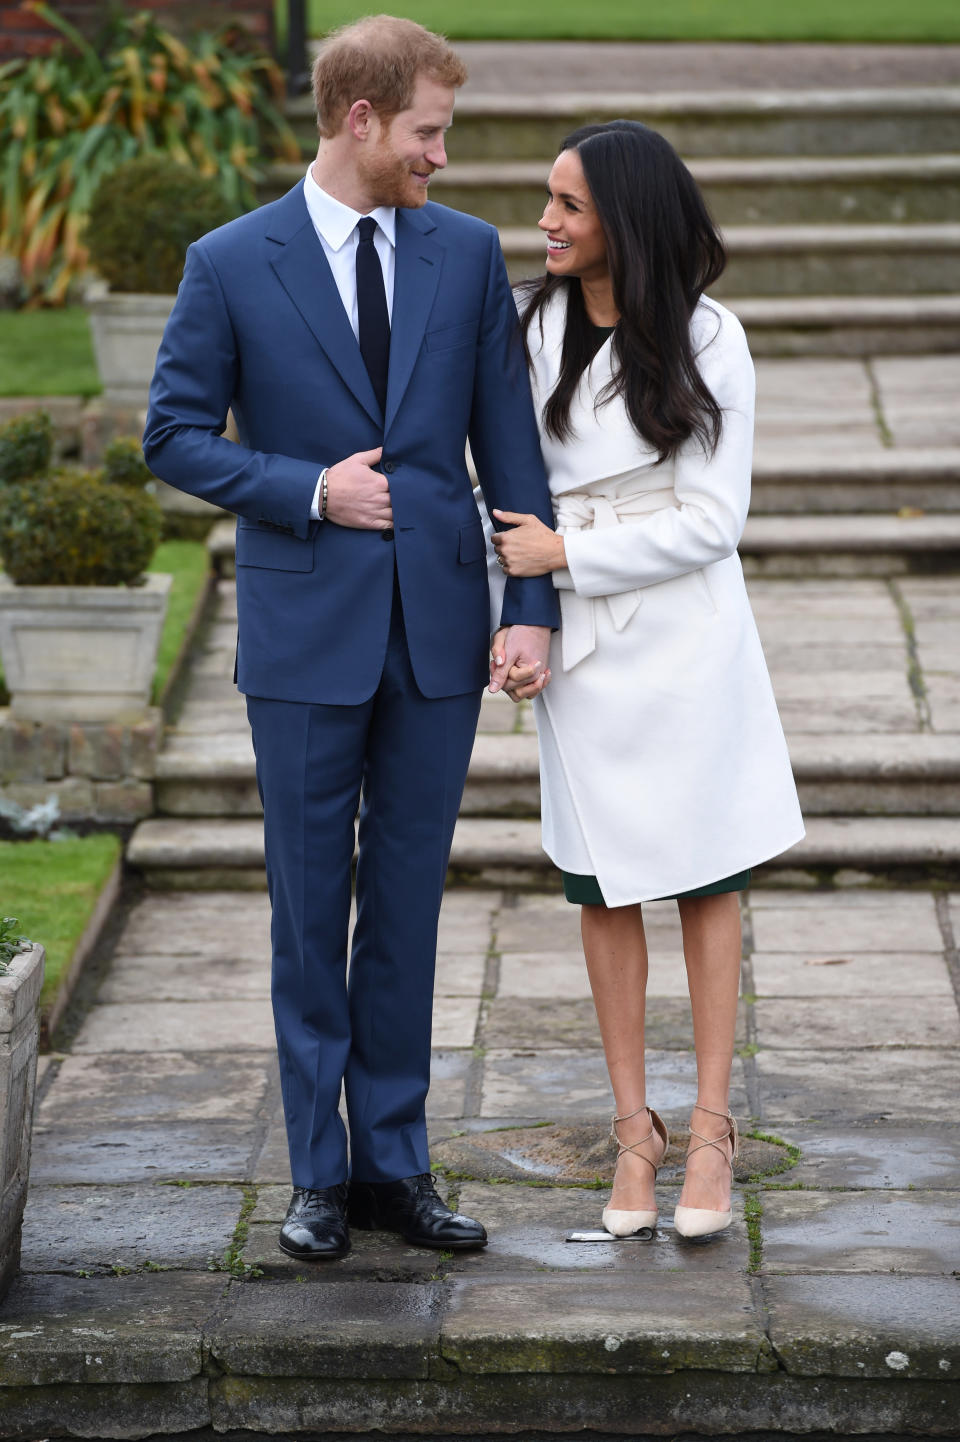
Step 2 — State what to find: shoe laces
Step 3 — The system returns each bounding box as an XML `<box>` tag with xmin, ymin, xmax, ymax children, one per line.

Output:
<box><xmin>298</xmin><ymin>1186</ymin><xmax>342</xmax><ymax>1214</ymax></box>
<box><xmin>412</xmin><ymin>1172</ymin><xmax>441</xmax><ymax>1199</ymax></box>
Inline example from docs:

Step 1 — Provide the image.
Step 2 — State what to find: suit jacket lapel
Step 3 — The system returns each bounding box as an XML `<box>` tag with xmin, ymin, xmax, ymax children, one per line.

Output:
<box><xmin>267</xmin><ymin>185</ymin><xmax>382</xmax><ymax>428</ymax></box>
<box><xmin>384</xmin><ymin>208</ymin><xmax>442</xmax><ymax>436</ymax></box>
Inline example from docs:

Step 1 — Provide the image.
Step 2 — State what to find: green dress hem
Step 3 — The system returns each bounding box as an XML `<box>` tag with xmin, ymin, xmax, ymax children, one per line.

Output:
<box><xmin>561</xmin><ymin>869</ymin><xmax>752</xmax><ymax>906</ymax></box>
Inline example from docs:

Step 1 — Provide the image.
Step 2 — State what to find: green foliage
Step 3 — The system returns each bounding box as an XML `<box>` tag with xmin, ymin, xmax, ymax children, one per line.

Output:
<box><xmin>148</xmin><ymin>540</ymin><xmax>211</xmax><ymax>701</ymax></box>
<box><xmin>0</xmin><ymin>914</ymin><xmax>32</xmax><ymax>973</ymax></box>
<box><xmin>102</xmin><ymin>435</ymin><xmax>155</xmax><ymax>490</ymax></box>
<box><xmin>0</xmin><ymin>410</ymin><xmax>53</xmax><ymax>484</ymax></box>
<box><xmin>0</xmin><ymin>834</ymin><xmax>121</xmax><ymax>1011</ymax></box>
<box><xmin>0</xmin><ymin>4</ymin><xmax>299</xmax><ymax>303</ymax></box>
<box><xmin>0</xmin><ymin>468</ymin><xmax>162</xmax><ymax>585</ymax></box>
<box><xmin>0</xmin><ymin>308</ymin><xmax>100</xmax><ymax>397</ymax></box>
<box><xmin>294</xmin><ymin>0</ymin><xmax>960</xmax><ymax>39</ymax></box>
<box><xmin>85</xmin><ymin>155</ymin><xmax>233</xmax><ymax>294</ymax></box>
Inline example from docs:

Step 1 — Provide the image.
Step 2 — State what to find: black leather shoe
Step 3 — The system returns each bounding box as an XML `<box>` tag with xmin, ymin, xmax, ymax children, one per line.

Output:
<box><xmin>278</xmin><ymin>1184</ymin><xmax>350</xmax><ymax>1260</ymax></box>
<box><xmin>348</xmin><ymin>1172</ymin><xmax>487</xmax><ymax>1250</ymax></box>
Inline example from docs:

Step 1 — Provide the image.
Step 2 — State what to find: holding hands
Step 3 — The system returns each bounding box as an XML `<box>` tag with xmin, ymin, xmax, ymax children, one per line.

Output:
<box><xmin>489</xmin><ymin>624</ymin><xmax>552</xmax><ymax>702</ymax></box>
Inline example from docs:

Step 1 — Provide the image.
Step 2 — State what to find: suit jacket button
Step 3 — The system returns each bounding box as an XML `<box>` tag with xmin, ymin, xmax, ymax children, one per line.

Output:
<box><xmin>383</xmin><ymin>460</ymin><xmax>396</xmax><ymax>474</ymax></box>
<box><xmin>381</xmin><ymin>527</ymin><xmax>395</xmax><ymax>541</ymax></box>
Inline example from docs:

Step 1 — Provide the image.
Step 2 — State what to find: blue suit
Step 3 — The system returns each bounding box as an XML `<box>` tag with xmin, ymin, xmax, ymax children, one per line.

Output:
<box><xmin>144</xmin><ymin>183</ymin><xmax>558</xmax><ymax>1186</ymax></box>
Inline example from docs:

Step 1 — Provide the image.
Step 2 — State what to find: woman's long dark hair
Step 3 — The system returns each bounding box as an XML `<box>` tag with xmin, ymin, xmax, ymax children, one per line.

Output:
<box><xmin>519</xmin><ymin>120</ymin><xmax>727</xmax><ymax>462</ymax></box>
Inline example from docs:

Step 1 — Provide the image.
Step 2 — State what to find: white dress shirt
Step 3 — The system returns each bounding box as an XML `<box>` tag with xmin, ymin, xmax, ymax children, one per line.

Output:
<box><xmin>303</xmin><ymin>166</ymin><xmax>396</xmax><ymax>518</ymax></box>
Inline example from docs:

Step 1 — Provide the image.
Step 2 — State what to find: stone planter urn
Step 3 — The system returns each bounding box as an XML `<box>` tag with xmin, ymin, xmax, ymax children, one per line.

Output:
<box><xmin>0</xmin><ymin>943</ymin><xmax>44</xmax><ymax>1301</ymax></box>
<box><xmin>0</xmin><ymin>573</ymin><xmax>172</xmax><ymax>722</ymax></box>
<box><xmin>85</xmin><ymin>284</ymin><xmax>174</xmax><ymax>410</ymax></box>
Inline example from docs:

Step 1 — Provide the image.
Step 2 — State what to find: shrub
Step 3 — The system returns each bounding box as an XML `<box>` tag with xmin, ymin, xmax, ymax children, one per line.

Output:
<box><xmin>0</xmin><ymin>916</ymin><xmax>32</xmax><ymax>975</ymax></box>
<box><xmin>0</xmin><ymin>469</ymin><xmax>162</xmax><ymax>585</ymax></box>
<box><xmin>86</xmin><ymin>155</ymin><xmax>234</xmax><ymax>294</ymax></box>
<box><xmin>0</xmin><ymin>411</ymin><xmax>53</xmax><ymax>485</ymax></box>
<box><xmin>102</xmin><ymin>436</ymin><xmax>156</xmax><ymax>490</ymax></box>
<box><xmin>0</xmin><ymin>4</ymin><xmax>299</xmax><ymax>302</ymax></box>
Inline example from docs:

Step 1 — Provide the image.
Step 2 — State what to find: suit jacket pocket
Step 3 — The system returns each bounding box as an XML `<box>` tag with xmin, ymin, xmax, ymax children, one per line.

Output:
<box><xmin>235</xmin><ymin>526</ymin><xmax>315</xmax><ymax>572</ymax></box>
<box><xmin>425</xmin><ymin>320</ymin><xmax>479</xmax><ymax>353</ymax></box>
<box><xmin>459</xmin><ymin>520</ymin><xmax>486</xmax><ymax>564</ymax></box>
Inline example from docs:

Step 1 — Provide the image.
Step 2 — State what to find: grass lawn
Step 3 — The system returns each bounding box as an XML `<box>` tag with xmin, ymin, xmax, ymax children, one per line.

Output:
<box><xmin>288</xmin><ymin>0</ymin><xmax>960</xmax><ymax>41</ymax></box>
<box><xmin>1</xmin><ymin>834</ymin><xmax>122</xmax><ymax>1014</ymax></box>
<box><xmin>148</xmin><ymin>539</ymin><xmax>212</xmax><ymax>702</ymax></box>
<box><xmin>0</xmin><ymin>308</ymin><xmax>100</xmax><ymax>398</ymax></box>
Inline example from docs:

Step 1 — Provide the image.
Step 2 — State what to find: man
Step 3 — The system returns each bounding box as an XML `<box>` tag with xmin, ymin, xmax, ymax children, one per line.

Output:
<box><xmin>143</xmin><ymin>15</ymin><xmax>557</xmax><ymax>1260</ymax></box>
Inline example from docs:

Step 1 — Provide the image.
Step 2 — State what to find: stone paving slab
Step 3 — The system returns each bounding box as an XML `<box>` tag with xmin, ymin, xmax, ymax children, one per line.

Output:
<box><xmin>777</xmin><ymin>1122</ymin><xmax>960</xmax><ymax>1190</ymax></box>
<box><xmin>97</xmin><ymin>952</ymin><xmax>271</xmax><ymax>1003</ymax></box>
<box><xmin>71</xmin><ymin>1000</ymin><xmax>276</xmax><ymax>1054</ymax></box>
<box><xmin>750</xmin><ymin>950</ymin><xmax>953</xmax><ymax>997</ymax></box>
<box><xmin>764</xmin><ymin>1273</ymin><xmax>960</xmax><ymax>1381</ymax></box>
<box><xmin>114</xmin><ymin>892</ymin><xmax>272</xmax><ymax>958</ymax></box>
<box><xmin>753</xmin><ymin>995</ymin><xmax>960</xmax><ymax>1048</ymax></box>
<box><xmin>28</xmin><ymin>1123</ymin><xmax>260</xmax><ymax>1186</ymax></box>
<box><xmin>439</xmin><ymin>1273</ymin><xmax>773</xmax><ymax>1374</ymax></box>
<box><xmin>35</xmin><ymin>1053</ymin><xmax>275</xmax><ymax>1125</ymax></box>
<box><xmin>484</xmin><ymin>996</ymin><xmax>747</xmax><ymax>1050</ymax></box>
<box><xmin>241</xmin><ymin>1224</ymin><xmax>445</xmax><ymax>1284</ymax></box>
<box><xmin>497</xmin><ymin>948</ymin><xmax>690</xmax><ymax>1000</ymax></box>
<box><xmin>209</xmin><ymin>1281</ymin><xmax>444</xmax><ymax>1378</ymax></box>
<box><xmin>480</xmin><ymin>1050</ymin><xmax>749</xmax><ymax>1119</ymax></box>
<box><xmin>759</xmin><ymin>1190</ymin><xmax>960</xmax><ymax>1274</ymax></box>
<box><xmin>749</xmin><ymin>889</ymin><xmax>943</xmax><ymax>950</ymax></box>
<box><xmin>19</xmin><ymin>1183</ymin><xmax>244</xmax><ymax>1274</ymax></box>
<box><xmin>450</xmin><ymin>1184</ymin><xmax>750</xmax><ymax>1275</ymax></box>
<box><xmin>754</xmin><ymin>1047</ymin><xmax>960</xmax><ymax>1124</ymax></box>
<box><xmin>0</xmin><ymin>1271</ymin><xmax>223</xmax><ymax>1385</ymax></box>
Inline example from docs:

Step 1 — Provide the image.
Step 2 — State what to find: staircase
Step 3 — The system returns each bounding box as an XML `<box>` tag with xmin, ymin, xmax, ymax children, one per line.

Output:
<box><xmin>127</xmin><ymin>63</ymin><xmax>960</xmax><ymax>890</ymax></box>
<box><xmin>265</xmin><ymin>84</ymin><xmax>960</xmax><ymax>356</ymax></box>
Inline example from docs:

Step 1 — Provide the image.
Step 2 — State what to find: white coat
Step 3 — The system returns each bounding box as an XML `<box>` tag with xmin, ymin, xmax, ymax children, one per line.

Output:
<box><xmin>484</xmin><ymin>289</ymin><xmax>804</xmax><ymax>907</ymax></box>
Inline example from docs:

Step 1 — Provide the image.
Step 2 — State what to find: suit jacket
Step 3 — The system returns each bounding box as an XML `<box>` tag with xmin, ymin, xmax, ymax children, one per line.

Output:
<box><xmin>143</xmin><ymin>182</ymin><xmax>559</xmax><ymax>704</ymax></box>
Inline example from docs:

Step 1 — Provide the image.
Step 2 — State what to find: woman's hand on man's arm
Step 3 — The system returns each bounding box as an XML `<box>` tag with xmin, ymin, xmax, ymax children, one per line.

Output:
<box><xmin>491</xmin><ymin>510</ymin><xmax>566</xmax><ymax>577</ymax></box>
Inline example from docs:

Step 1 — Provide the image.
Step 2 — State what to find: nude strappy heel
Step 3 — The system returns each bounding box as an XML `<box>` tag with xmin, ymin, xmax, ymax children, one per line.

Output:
<box><xmin>602</xmin><ymin>1104</ymin><xmax>669</xmax><ymax>1236</ymax></box>
<box><xmin>673</xmin><ymin>1102</ymin><xmax>739</xmax><ymax>1239</ymax></box>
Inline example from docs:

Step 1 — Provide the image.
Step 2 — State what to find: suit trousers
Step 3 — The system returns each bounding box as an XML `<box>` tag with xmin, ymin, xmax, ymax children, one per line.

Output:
<box><xmin>245</xmin><ymin>577</ymin><xmax>482</xmax><ymax>1189</ymax></box>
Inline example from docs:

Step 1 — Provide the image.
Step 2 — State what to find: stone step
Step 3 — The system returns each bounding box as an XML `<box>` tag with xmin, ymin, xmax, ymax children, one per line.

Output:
<box><xmin>286</xmin><ymin>87</ymin><xmax>960</xmax><ymax>159</ymax></box>
<box><xmin>153</xmin><ymin>732</ymin><xmax>960</xmax><ymax>821</ymax></box>
<box><xmin>265</xmin><ymin>153</ymin><xmax>960</xmax><ymax>226</ymax></box>
<box><xmin>208</xmin><ymin>510</ymin><xmax>960</xmax><ymax>592</ymax></box>
<box><xmin>500</xmin><ymin>222</ymin><xmax>960</xmax><ymax>295</ymax></box>
<box><xmin>749</xmin><ymin>449</ymin><xmax>960</xmax><ymax>511</ymax></box>
<box><xmin>127</xmin><ymin>813</ymin><xmax>960</xmax><ymax>889</ymax></box>
<box><xmin>739</xmin><ymin>513</ymin><xmax>960</xmax><ymax>576</ymax></box>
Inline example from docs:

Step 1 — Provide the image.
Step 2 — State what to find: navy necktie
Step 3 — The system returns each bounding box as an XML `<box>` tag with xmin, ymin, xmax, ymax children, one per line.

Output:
<box><xmin>356</xmin><ymin>216</ymin><xmax>390</xmax><ymax>415</ymax></box>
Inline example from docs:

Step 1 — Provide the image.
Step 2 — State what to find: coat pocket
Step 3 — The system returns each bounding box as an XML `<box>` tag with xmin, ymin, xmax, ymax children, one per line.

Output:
<box><xmin>235</xmin><ymin>526</ymin><xmax>315</xmax><ymax>572</ymax></box>
<box><xmin>424</xmin><ymin>320</ymin><xmax>479</xmax><ymax>353</ymax></box>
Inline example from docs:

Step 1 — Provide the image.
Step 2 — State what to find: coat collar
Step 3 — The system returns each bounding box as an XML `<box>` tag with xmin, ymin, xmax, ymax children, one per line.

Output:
<box><xmin>266</xmin><ymin>182</ymin><xmax>441</xmax><ymax>432</ymax></box>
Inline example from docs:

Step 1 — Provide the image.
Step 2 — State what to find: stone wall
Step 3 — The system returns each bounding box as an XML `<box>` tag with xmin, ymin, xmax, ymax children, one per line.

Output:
<box><xmin>0</xmin><ymin>0</ymin><xmax>274</xmax><ymax>58</ymax></box>
<box><xmin>0</xmin><ymin>944</ymin><xmax>43</xmax><ymax>1301</ymax></box>
<box><xmin>0</xmin><ymin>709</ymin><xmax>162</xmax><ymax>824</ymax></box>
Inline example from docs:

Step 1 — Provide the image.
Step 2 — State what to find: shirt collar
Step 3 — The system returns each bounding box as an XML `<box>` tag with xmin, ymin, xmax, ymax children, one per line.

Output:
<box><xmin>304</xmin><ymin>166</ymin><xmax>396</xmax><ymax>251</ymax></box>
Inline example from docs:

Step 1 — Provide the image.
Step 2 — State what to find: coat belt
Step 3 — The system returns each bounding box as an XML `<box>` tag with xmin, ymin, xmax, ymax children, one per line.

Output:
<box><xmin>555</xmin><ymin>488</ymin><xmax>677</xmax><ymax>671</ymax></box>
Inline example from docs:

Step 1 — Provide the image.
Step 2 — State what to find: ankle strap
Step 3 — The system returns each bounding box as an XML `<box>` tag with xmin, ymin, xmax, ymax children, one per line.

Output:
<box><xmin>688</xmin><ymin>1104</ymin><xmax>740</xmax><ymax>1169</ymax></box>
<box><xmin>611</xmin><ymin>1103</ymin><xmax>649</xmax><ymax>1126</ymax></box>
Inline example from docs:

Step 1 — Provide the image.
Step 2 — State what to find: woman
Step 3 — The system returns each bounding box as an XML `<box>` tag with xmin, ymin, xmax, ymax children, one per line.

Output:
<box><xmin>487</xmin><ymin>121</ymin><xmax>804</xmax><ymax>1239</ymax></box>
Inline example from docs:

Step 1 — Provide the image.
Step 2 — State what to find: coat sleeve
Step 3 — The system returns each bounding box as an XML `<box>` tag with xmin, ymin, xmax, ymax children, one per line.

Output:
<box><xmin>561</xmin><ymin>308</ymin><xmax>755</xmax><ymax>599</ymax></box>
<box><xmin>468</xmin><ymin>231</ymin><xmax>560</xmax><ymax>631</ymax></box>
<box><xmin>142</xmin><ymin>241</ymin><xmax>321</xmax><ymax>540</ymax></box>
